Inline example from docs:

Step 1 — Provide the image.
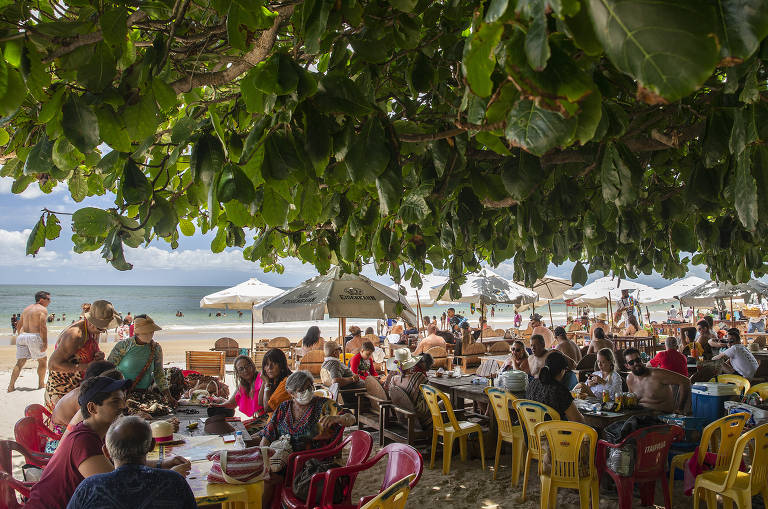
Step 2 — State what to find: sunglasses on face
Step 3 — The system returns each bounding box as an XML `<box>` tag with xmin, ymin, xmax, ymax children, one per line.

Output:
<box><xmin>626</xmin><ymin>358</ymin><xmax>642</xmax><ymax>366</ymax></box>
<box><xmin>513</xmin><ymin>348</ymin><xmax>523</xmax><ymax>352</ymax></box>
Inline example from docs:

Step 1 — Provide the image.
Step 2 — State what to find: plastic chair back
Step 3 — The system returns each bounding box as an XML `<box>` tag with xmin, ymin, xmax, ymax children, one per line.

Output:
<box><xmin>723</xmin><ymin>423</ymin><xmax>768</xmax><ymax>492</ymax></box>
<box><xmin>0</xmin><ymin>440</ymin><xmax>50</xmax><ymax>509</ymax></box>
<box><xmin>359</xmin><ymin>474</ymin><xmax>415</xmax><ymax>509</ymax></box>
<box><xmin>534</xmin><ymin>421</ymin><xmax>597</xmax><ymax>481</ymax></box>
<box><xmin>23</xmin><ymin>404</ymin><xmax>51</xmax><ymax>424</ymax></box>
<box><xmin>747</xmin><ymin>382</ymin><xmax>768</xmax><ymax>399</ymax></box>
<box><xmin>13</xmin><ymin>417</ymin><xmax>45</xmax><ymax>454</ymax></box>
<box><xmin>420</xmin><ymin>385</ymin><xmax>458</xmax><ymax>433</ymax></box>
<box><xmin>485</xmin><ymin>387</ymin><xmax>518</xmax><ymax>436</ymax></box>
<box><xmin>513</xmin><ymin>399</ymin><xmax>560</xmax><ymax>456</ymax></box>
<box><xmin>709</xmin><ymin>374</ymin><xmax>751</xmax><ymax>395</ymax></box>
<box><xmin>624</xmin><ymin>425</ymin><xmax>683</xmax><ymax>477</ymax></box>
<box><xmin>696</xmin><ymin>412</ymin><xmax>750</xmax><ymax>470</ymax></box>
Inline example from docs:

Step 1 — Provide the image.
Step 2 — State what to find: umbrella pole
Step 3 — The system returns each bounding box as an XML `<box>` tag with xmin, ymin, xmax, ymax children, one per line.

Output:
<box><xmin>608</xmin><ymin>296</ymin><xmax>614</xmax><ymax>332</ymax></box>
<box><xmin>548</xmin><ymin>301</ymin><xmax>554</xmax><ymax>328</ymax></box>
<box><xmin>415</xmin><ymin>290</ymin><xmax>424</xmax><ymax>338</ymax></box>
<box><xmin>250</xmin><ymin>307</ymin><xmax>254</xmax><ymax>356</ymax></box>
<box><xmin>730</xmin><ymin>296</ymin><xmax>734</xmax><ymax>329</ymax></box>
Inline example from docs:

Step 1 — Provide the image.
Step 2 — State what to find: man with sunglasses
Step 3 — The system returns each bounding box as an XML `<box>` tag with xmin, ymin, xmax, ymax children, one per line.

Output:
<box><xmin>9</xmin><ymin>291</ymin><xmax>51</xmax><ymax>392</ymax></box>
<box><xmin>44</xmin><ymin>300</ymin><xmax>116</xmax><ymax>411</ymax></box>
<box><xmin>624</xmin><ymin>347</ymin><xmax>691</xmax><ymax>414</ymax></box>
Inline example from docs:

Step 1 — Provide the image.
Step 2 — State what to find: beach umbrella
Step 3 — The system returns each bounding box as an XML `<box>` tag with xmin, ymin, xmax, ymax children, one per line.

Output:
<box><xmin>677</xmin><ymin>280</ymin><xmax>768</xmax><ymax>326</ymax></box>
<box><xmin>429</xmin><ymin>268</ymin><xmax>538</xmax><ymax>318</ymax></box>
<box><xmin>563</xmin><ymin>276</ymin><xmax>654</xmax><ymax>306</ymax></box>
<box><xmin>638</xmin><ymin>277</ymin><xmax>707</xmax><ymax>305</ymax></box>
<box><xmin>253</xmin><ymin>267</ymin><xmax>418</xmax><ymax>333</ymax></box>
<box><xmin>389</xmin><ymin>274</ymin><xmax>448</xmax><ymax>307</ymax></box>
<box><xmin>516</xmin><ymin>275</ymin><xmax>573</xmax><ymax>326</ymax></box>
<box><xmin>200</xmin><ymin>277</ymin><xmax>284</xmax><ymax>353</ymax></box>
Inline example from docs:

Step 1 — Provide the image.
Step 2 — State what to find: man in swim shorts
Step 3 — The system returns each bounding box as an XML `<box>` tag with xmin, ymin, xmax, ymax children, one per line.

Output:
<box><xmin>9</xmin><ymin>291</ymin><xmax>51</xmax><ymax>392</ymax></box>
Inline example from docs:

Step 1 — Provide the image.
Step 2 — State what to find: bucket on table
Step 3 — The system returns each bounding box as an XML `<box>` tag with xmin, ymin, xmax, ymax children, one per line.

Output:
<box><xmin>691</xmin><ymin>382</ymin><xmax>740</xmax><ymax>420</ymax></box>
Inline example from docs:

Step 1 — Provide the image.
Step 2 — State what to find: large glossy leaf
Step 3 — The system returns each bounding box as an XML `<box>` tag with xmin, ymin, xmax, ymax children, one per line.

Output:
<box><xmin>504</xmin><ymin>99</ymin><xmax>576</xmax><ymax>156</ymax></box>
<box><xmin>120</xmin><ymin>159</ymin><xmax>152</xmax><ymax>204</ymax></box>
<box><xmin>601</xmin><ymin>143</ymin><xmax>642</xmax><ymax>207</ymax></box>
<box><xmin>23</xmin><ymin>135</ymin><xmax>53</xmax><ymax>175</ymax></box>
<box><xmin>734</xmin><ymin>149</ymin><xmax>758</xmax><ymax>231</ymax></box>
<box><xmin>571</xmin><ymin>260</ymin><xmax>588</xmax><ymax>285</ymax></box>
<box><xmin>26</xmin><ymin>216</ymin><xmax>46</xmax><ymax>255</ymax></box>
<box><xmin>100</xmin><ymin>6</ymin><xmax>128</xmax><ymax>49</ymax></box>
<box><xmin>715</xmin><ymin>0</ymin><xmax>768</xmax><ymax>60</ymax></box>
<box><xmin>72</xmin><ymin>207</ymin><xmax>115</xmax><ymax>236</ymax></box>
<box><xmin>462</xmin><ymin>22</ymin><xmax>504</xmax><ymax>98</ymax></box>
<box><xmin>587</xmin><ymin>0</ymin><xmax>720</xmax><ymax>101</ymax></box>
<box><xmin>191</xmin><ymin>134</ymin><xmax>225</xmax><ymax>191</ymax></box>
<box><xmin>62</xmin><ymin>95</ymin><xmax>99</xmax><ymax>153</ymax></box>
<box><xmin>346</xmin><ymin>118</ymin><xmax>390</xmax><ymax>182</ymax></box>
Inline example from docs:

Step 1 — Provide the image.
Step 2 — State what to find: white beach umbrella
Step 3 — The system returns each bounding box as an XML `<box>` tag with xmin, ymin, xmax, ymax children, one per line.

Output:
<box><xmin>638</xmin><ymin>277</ymin><xmax>706</xmax><ymax>305</ymax></box>
<box><xmin>253</xmin><ymin>266</ymin><xmax>418</xmax><ymax>326</ymax></box>
<box><xmin>200</xmin><ymin>277</ymin><xmax>284</xmax><ymax>352</ymax></box>
<box><xmin>563</xmin><ymin>276</ymin><xmax>654</xmax><ymax>306</ymax></box>
<box><xmin>515</xmin><ymin>275</ymin><xmax>573</xmax><ymax>325</ymax></box>
<box><xmin>389</xmin><ymin>274</ymin><xmax>448</xmax><ymax>307</ymax></box>
<box><xmin>677</xmin><ymin>279</ymin><xmax>768</xmax><ymax>307</ymax></box>
<box><xmin>429</xmin><ymin>268</ymin><xmax>538</xmax><ymax>306</ymax></box>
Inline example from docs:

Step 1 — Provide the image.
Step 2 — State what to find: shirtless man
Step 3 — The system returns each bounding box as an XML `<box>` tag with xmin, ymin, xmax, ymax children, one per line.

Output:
<box><xmin>624</xmin><ymin>347</ymin><xmax>691</xmax><ymax>414</ymax></box>
<box><xmin>589</xmin><ymin>313</ymin><xmax>609</xmax><ymax>338</ymax></box>
<box><xmin>553</xmin><ymin>326</ymin><xmax>582</xmax><ymax>363</ymax></box>
<box><xmin>44</xmin><ymin>300</ymin><xmax>117</xmax><ymax>410</ymax></box>
<box><xmin>414</xmin><ymin>323</ymin><xmax>446</xmax><ymax>355</ymax></box>
<box><xmin>530</xmin><ymin>314</ymin><xmax>555</xmax><ymax>348</ymax></box>
<box><xmin>8</xmin><ymin>291</ymin><xmax>50</xmax><ymax>392</ymax></box>
<box><xmin>586</xmin><ymin>327</ymin><xmax>615</xmax><ymax>355</ymax></box>
<box><xmin>528</xmin><ymin>334</ymin><xmax>576</xmax><ymax>377</ymax></box>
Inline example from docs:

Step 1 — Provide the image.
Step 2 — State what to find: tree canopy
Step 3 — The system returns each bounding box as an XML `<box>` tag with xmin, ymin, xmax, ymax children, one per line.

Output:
<box><xmin>1</xmin><ymin>0</ymin><xmax>768</xmax><ymax>296</ymax></box>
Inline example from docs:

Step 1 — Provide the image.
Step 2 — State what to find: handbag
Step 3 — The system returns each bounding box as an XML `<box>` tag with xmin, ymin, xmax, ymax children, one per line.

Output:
<box><xmin>292</xmin><ymin>458</ymin><xmax>349</xmax><ymax>505</ymax></box>
<box><xmin>206</xmin><ymin>446</ymin><xmax>273</xmax><ymax>484</ymax></box>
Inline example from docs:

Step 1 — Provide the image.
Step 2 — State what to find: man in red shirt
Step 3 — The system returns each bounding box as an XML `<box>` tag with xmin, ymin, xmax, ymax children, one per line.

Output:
<box><xmin>648</xmin><ymin>336</ymin><xmax>689</xmax><ymax>377</ymax></box>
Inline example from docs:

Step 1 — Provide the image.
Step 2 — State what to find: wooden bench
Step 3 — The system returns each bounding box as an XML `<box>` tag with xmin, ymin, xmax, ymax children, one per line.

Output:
<box><xmin>185</xmin><ymin>351</ymin><xmax>225</xmax><ymax>380</ymax></box>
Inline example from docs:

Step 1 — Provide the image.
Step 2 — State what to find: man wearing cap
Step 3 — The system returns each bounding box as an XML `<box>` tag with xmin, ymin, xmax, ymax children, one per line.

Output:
<box><xmin>107</xmin><ymin>314</ymin><xmax>176</xmax><ymax>406</ymax></box>
<box><xmin>530</xmin><ymin>314</ymin><xmax>555</xmax><ymax>348</ymax></box>
<box><xmin>44</xmin><ymin>300</ymin><xmax>118</xmax><ymax>411</ymax></box>
<box><xmin>67</xmin><ymin>416</ymin><xmax>195</xmax><ymax>509</ymax></box>
<box><xmin>26</xmin><ymin>376</ymin><xmax>190</xmax><ymax>509</ymax></box>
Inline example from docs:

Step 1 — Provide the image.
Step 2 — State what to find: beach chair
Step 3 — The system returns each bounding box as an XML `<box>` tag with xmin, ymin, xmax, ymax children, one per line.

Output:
<box><xmin>485</xmin><ymin>387</ymin><xmax>525</xmax><ymax>486</ymax></box>
<box><xmin>597</xmin><ymin>425</ymin><xmax>683</xmax><ymax>509</ymax></box>
<box><xmin>425</xmin><ymin>346</ymin><xmax>451</xmax><ymax>370</ymax></box>
<box><xmin>280</xmin><ymin>430</ymin><xmax>373</xmax><ymax>509</ymax></box>
<box><xmin>747</xmin><ymin>382</ymin><xmax>768</xmax><ymax>399</ymax></box>
<box><xmin>356</xmin><ymin>377</ymin><xmax>393</xmax><ymax>446</ymax></box>
<box><xmin>420</xmin><ymin>384</ymin><xmax>485</xmax><ymax>475</ymax></box>
<box><xmin>358</xmin><ymin>474</ymin><xmax>415</xmax><ymax>509</ymax></box>
<box><xmin>185</xmin><ymin>350</ymin><xmax>225</xmax><ymax>380</ymax></box>
<box><xmin>709</xmin><ymin>374</ymin><xmax>751</xmax><ymax>395</ymax></box>
<box><xmin>693</xmin><ymin>423</ymin><xmax>768</xmax><ymax>509</ymax></box>
<box><xmin>668</xmin><ymin>412</ymin><xmax>750</xmax><ymax>500</ymax></box>
<box><xmin>494</xmin><ymin>328</ymin><xmax>506</xmax><ymax>337</ymax></box>
<box><xmin>268</xmin><ymin>336</ymin><xmax>291</xmax><ymax>349</ymax></box>
<box><xmin>535</xmin><ymin>421</ymin><xmax>598</xmax><ymax>509</ymax></box>
<box><xmin>13</xmin><ymin>417</ymin><xmax>58</xmax><ymax>455</ymax></box>
<box><xmin>210</xmin><ymin>337</ymin><xmax>239</xmax><ymax>359</ymax></box>
<box><xmin>298</xmin><ymin>350</ymin><xmax>325</xmax><ymax>378</ymax></box>
<box><xmin>513</xmin><ymin>399</ymin><xmax>560</xmax><ymax>502</ymax></box>
<box><xmin>0</xmin><ymin>440</ymin><xmax>50</xmax><ymax>509</ymax></box>
<box><xmin>319</xmin><ymin>443</ymin><xmax>423</xmax><ymax>508</ymax></box>
<box><xmin>488</xmin><ymin>341</ymin><xmax>510</xmax><ymax>354</ymax></box>
<box><xmin>384</xmin><ymin>386</ymin><xmax>432</xmax><ymax>448</ymax></box>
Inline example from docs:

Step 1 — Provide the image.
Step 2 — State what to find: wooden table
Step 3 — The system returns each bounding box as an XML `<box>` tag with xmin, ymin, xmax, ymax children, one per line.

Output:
<box><xmin>476</xmin><ymin>354</ymin><xmax>510</xmax><ymax>377</ymax></box>
<box><xmin>453</xmin><ymin>383</ymin><xmax>526</xmax><ymax>406</ymax></box>
<box><xmin>574</xmin><ymin>399</ymin><xmax>658</xmax><ymax>432</ymax></box>
<box><xmin>149</xmin><ymin>435</ymin><xmax>262</xmax><ymax>508</ymax></box>
<box><xmin>427</xmin><ymin>374</ymin><xmax>475</xmax><ymax>407</ymax></box>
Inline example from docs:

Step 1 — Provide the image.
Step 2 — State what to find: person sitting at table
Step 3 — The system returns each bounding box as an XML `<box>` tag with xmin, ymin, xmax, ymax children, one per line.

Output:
<box><xmin>586</xmin><ymin>327</ymin><xmax>615</xmax><ymax>355</ymax></box>
<box><xmin>25</xmin><ymin>376</ymin><xmax>189</xmax><ymax>509</ymax></box>
<box><xmin>295</xmin><ymin>325</ymin><xmax>324</xmax><ymax>357</ymax></box>
<box><xmin>414</xmin><ymin>323</ymin><xmax>447</xmax><ymax>355</ymax></box>
<box><xmin>214</xmin><ymin>354</ymin><xmax>267</xmax><ymax>420</ymax></box>
<box><xmin>344</xmin><ymin>325</ymin><xmax>364</xmax><ymax>353</ymax></box>
<box><xmin>553</xmin><ymin>326</ymin><xmax>582</xmax><ymax>364</ymax></box>
<box><xmin>107</xmin><ymin>315</ymin><xmax>176</xmax><ymax>406</ymax></box>
<box><xmin>350</xmin><ymin>341</ymin><xmax>380</xmax><ymax>380</ymax></box>
<box><xmin>530</xmin><ymin>314</ymin><xmax>555</xmax><ymax>348</ymax></box>
<box><xmin>67</xmin><ymin>415</ymin><xmax>195</xmax><ymax>509</ymax></box>
<box><xmin>365</xmin><ymin>326</ymin><xmax>375</xmax><ymax>335</ymax></box>
<box><xmin>259</xmin><ymin>348</ymin><xmax>293</xmax><ymax>413</ymax></box>
<box><xmin>383</xmin><ymin>348</ymin><xmax>433</xmax><ymax>433</ymax></box>
<box><xmin>589</xmin><ymin>313</ymin><xmax>609</xmax><ymax>338</ymax></box>
<box><xmin>526</xmin><ymin>351</ymin><xmax>585</xmax><ymax>422</ymax></box>
<box><xmin>648</xmin><ymin>336</ymin><xmax>688</xmax><ymax>377</ymax></box>
<box><xmin>320</xmin><ymin>342</ymin><xmax>363</xmax><ymax>405</ymax></box>
<box><xmin>680</xmin><ymin>327</ymin><xmax>696</xmax><ymax>354</ymax></box>
<box><xmin>580</xmin><ymin>348</ymin><xmax>623</xmax><ymax>399</ymax></box>
<box><xmin>624</xmin><ymin>347</ymin><xmax>691</xmax><ymax>414</ymax></box>
<box><xmin>695</xmin><ymin>319</ymin><xmax>717</xmax><ymax>360</ymax></box>
<box><xmin>501</xmin><ymin>340</ymin><xmax>530</xmax><ymax>374</ymax></box>
<box><xmin>712</xmin><ymin>328</ymin><xmax>759</xmax><ymax>379</ymax></box>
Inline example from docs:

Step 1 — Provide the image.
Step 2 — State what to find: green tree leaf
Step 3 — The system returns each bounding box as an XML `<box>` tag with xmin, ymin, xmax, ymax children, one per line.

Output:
<box><xmin>0</xmin><ymin>67</ymin><xmax>26</xmax><ymax>116</ymax></box>
<box><xmin>734</xmin><ymin>149</ymin><xmax>758</xmax><ymax>231</ymax></box>
<box><xmin>44</xmin><ymin>214</ymin><xmax>61</xmax><ymax>240</ymax></box>
<box><xmin>100</xmin><ymin>7</ymin><xmax>128</xmax><ymax>49</ymax></box>
<box><xmin>124</xmin><ymin>93</ymin><xmax>159</xmax><ymax>141</ymax></box>
<box><xmin>525</xmin><ymin>0</ymin><xmax>550</xmax><ymax>70</ymax></box>
<box><xmin>398</xmin><ymin>192</ymin><xmax>430</xmax><ymax>223</ymax></box>
<box><xmin>62</xmin><ymin>95</ymin><xmax>100</xmax><ymax>153</ymax></box>
<box><xmin>262</xmin><ymin>186</ymin><xmax>290</xmax><ymax>227</ymax></box>
<box><xmin>462</xmin><ymin>22</ymin><xmax>504</xmax><ymax>98</ymax></box>
<box><xmin>72</xmin><ymin>207</ymin><xmax>115</xmax><ymax>236</ymax></box>
<box><xmin>26</xmin><ymin>216</ymin><xmax>46</xmax><ymax>255</ymax></box>
<box><xmin>120</xmin><ymin>159</ymin><xmax>152</xmax><ymax>204</ymax></box>
<box><xmin>601</xmin><ymin>143</ymin><xmax>641</xmax><ymax>207</ymax></box>
<box><xmin>715</xmin><ymin>0</ymin><xmax>768</xmax><ymax>60</ymax></box>
<box><xmin>179</xmin><ymin>217</ymin><xmax>195</xmax><ymax>236</ymax></box>
<box><xmin>191</xmin><ymin>133</ymin><xmax>225</xmax><ymax>192</ymax></box>
<box><xmin>227</xmin><ymin>4</ymin><xmax>248</xmax><ymax>51</ymax></box>
<box><xmin>23</xmin><ymin>135</ymin><xmax>54</xmax><ymax>175</ymax></box>
<box><xmin>303</xmin><ymin>0</ymin><xmax>332</xmax><ymax>54</ymax></box>
<box><xmin>68</xmin><ymin>168</ymin><xmax>88</xmax><ymax>202</ymax></box>
<box><xmin>52</xmin><ymin>137</ymin><xmax>83</xmax><ymax>171</ymax></box>
<box><xmin>485</xmin><ymin>0</ymin><xmax>510</xmax><ymax>22</ymax></box>
<box><xmin>571</xmin><ymin>260</ymin><xmax>588</xmax><ymax>285</ymax></box>
<box><xmin>505</xmin><ymin>99</ymin><xmax>576</xmax><ymax>156</ymax></box>
<box><xmin>346</xmin><ymin>118</ymin><xmax>390</xmax><ymax>182</ymax></box>
<box><xmin>95</xmin><ymin>106</ymin><xmax>133</xmax><ymax>153</ymax></box>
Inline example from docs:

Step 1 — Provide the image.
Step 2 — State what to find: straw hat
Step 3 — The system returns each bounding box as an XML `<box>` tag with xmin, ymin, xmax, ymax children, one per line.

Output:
<box><xmin>84</xmin><ymin>300</ymin><xmax>121</xmax><ymax>329</ymax></box>
<box><xmin>598</xmin><ymin>313</ymin><xmax>607</xmax><ymax>321</ymax></box>
<box><xmin>386</xmin><ymin>348</ymin><xmax>422</xmax><ymax>371</ymax></box>
<box><xmin>150</xmin><ymin>420</ymin><xmax>174</xmax><ymax>443</ymax></box>
<box><xmin>134</xmin><ymin>316</ymin><xmax>162</xmax><ymax>335</ymax></box>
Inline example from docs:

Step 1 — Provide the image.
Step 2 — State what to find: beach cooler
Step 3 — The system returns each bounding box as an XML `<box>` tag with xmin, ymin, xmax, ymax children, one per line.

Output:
<box><xmin>691</xmin><ymin>382</ymin><xmax>740</xmax><ymax>420</ymax></box>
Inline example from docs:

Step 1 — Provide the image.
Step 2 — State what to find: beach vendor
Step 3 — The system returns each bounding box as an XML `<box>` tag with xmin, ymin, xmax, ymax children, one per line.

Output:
<box><xmin>107</xmin><ymin>315</ymin><xmax>176</xmax><ymax>406</ymax></box>
<box><xmin>44</xmin><ymin>300</ymin><xmax>117</xmax><ymax>411</ymax></box>
<box><xmin>349</xmin><ymin>341</ymin><xmax>380</xmax><ymax>380</ymax></box>
<box><xmin>26</xmin><ymin>376</ymin><xmax>189</xmax><ymax>509</ymax></box>
<box><xmin>616</xmin><ymin>289</ymin><xmax>641</xmax><ymax>332</ymax></box>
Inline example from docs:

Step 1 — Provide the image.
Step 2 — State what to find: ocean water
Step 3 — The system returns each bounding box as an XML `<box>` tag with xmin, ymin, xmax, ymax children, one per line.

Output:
<box><xmin>0</xmin><ymin>284</ymin><xmax>677</xmax><ymax>340</ymax></box>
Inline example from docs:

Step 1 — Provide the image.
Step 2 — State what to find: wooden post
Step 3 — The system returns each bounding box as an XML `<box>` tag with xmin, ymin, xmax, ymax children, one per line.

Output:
<box><xmin>415</xmin><ymin>289</ymin><xmax>424</xmax><ymax>338</ymax></box>
<box><xmin>547</xmin><ymin>301</ymin><xmax>554</xmax><ymax>328</ymax></box>
<box><xmin>730</xmin><ymin>296</ymin><xmax>735</xmax><ymax>329</ymax></box>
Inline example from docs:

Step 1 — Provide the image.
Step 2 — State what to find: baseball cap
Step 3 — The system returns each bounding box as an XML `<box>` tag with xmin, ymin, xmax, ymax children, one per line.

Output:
<box><xmin>78</xmin><ymin>376</ymin><xmax>132</xmax><ymax>406</ymax></box>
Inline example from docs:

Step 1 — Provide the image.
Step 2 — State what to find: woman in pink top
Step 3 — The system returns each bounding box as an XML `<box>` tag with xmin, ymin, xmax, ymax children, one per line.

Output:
<box><xmin>217</xmin><ymin>355</ymin><xmax>265</xmax><ymax>417</ymax></box>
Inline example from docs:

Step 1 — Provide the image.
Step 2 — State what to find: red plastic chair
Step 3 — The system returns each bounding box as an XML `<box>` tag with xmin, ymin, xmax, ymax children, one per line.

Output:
<box><xmin>24</xmin><ymin>405</ymin><xmax>61</xmax><ymax>445</ymax></box>
<box><xmin>319</xmin><ymin>443</ymin><xmax>423</xmax><ymax>509</ymax></box>
<box><xmin>596</xmin><ymin>424</ymin><xmax>684</xmax><ymax>509</ymax></box>
<box><xmin>281</xmin><ymin>430</ymin><xmax>374</xmax><ymax>509</ymax></box>
<box><xmin>13</xmin><ymin>417</ymin><xmax>58</xmax><ymax>455</ymax></box>
<box><xmin>0</xmin><ymin>440</ymin><xmax>50</xmax><ymax>509</ymax></box>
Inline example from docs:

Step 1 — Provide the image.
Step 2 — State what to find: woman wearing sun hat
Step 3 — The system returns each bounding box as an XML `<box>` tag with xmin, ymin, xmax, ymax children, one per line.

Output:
<box><xmin>44</xmin><ymin>300</ymin><xmax>118</xmax><ymax>411</ymax></box>
<box><xmin>108</xmin><ymin>315</ymin><xmax>176</xmax><ymax>406</ymax></box>
<box><xmin>383</xmin><ymin>348</ymin><xmax>433</xmax><ymax>434</ymax></box>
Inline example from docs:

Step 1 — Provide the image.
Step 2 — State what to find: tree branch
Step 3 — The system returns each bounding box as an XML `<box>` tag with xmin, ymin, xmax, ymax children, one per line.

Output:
<box><xmin>169</xmin><ymin>4</ymin><xmax>295</xmax><ymax>94</ymax></box>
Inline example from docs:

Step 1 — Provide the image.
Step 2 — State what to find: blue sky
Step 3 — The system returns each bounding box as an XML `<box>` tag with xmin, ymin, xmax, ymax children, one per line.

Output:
<box><xmin>0</xmin><ymin>176</ymin><xmax>710</xmax><ymax>288</ymax></box>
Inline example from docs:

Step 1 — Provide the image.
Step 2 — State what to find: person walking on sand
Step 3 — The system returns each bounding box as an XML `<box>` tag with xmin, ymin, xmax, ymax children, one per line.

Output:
<box><xmin>8</xmin><ymin>291</ymin><xmax>51</xmax><ymax>392</ymax></box>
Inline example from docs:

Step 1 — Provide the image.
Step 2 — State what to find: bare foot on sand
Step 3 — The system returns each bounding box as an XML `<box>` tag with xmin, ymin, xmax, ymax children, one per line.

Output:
<box><xmin>7</xmin><ymin>386</ymin><xmax>15</xmax><ymax>393</ymax></box>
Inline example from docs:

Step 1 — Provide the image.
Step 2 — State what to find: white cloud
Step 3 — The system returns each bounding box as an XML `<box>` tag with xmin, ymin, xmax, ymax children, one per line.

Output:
<box><xmin>0</xmin><ymin>177</ymin><xmax>68</xmax><ymax>200</ymax></box>
<box><xmin>0</xmin><ymin>229</ymin><xmax>59</xmax><ymax>266</ymax></box>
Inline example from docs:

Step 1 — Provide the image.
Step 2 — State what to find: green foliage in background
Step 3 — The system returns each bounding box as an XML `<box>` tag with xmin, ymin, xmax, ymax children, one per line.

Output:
<box><xmin>2</xmin><ymin>0</ymin><xmax>768</xmax><ymax>295</ymax></box>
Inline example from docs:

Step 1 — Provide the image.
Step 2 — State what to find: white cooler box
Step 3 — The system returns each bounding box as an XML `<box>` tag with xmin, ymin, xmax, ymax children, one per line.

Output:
<box><xmin>724</xmin><ymin>400</ymin><xmax>768</xmax><ymax>427</ymax></box>
<box><xmin>691</xmin><ymin>382</ymin><xmax>740</xmax><ymax>420</ymax></box>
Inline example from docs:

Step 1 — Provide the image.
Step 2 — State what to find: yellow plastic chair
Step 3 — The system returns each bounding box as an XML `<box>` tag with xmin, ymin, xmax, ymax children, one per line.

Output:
<box><xmin>535</xmin><ymin>421</ymin><xmax>598</xmax><ymax>509</ymax></box>
<box><xmin>420</xmin><ymin>384</ymin><xmax>485</xmax><ymax>475</ymax></box>
<box><xmin>485</xmin><ymin>387</ymin><xmax>525</xmax><ymax>486</ymax></box>
<box><xmin>668</xmin><ymin>412</ymin><xmax>750</xmax><ymax>500</ymax></box>
<box><xmin>709</xmin><ymin>374</ymin><xmax>751</xmax><ymax>395</ymax></box>
<box><xmin>359</xmin><ymin>474</ymin><xmax>416</xmax><ymax>509</ymax></box>
<box><xmin>512</xmin><ymin>399</ymin><xmax>560</xmax><ymax>502</ymax></box>
<box><xmin>747</xmin><ymin>382</ymin><xmax>768</xmax><ymax>399</ymax></box>
<box><xmin>693</xmin><ymin>423</ymin><xmax>768</xmax><ymax>509</ymax></box>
